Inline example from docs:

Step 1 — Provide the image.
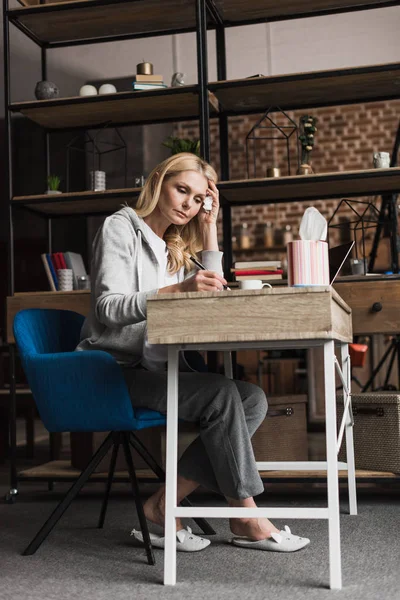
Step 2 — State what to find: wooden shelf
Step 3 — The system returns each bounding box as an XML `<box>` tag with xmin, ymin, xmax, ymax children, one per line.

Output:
<box><xmin>17</xmin><ymin>460</ymin><xmax>400</xmax><ymax>483</ymax></box>
<box><xmin>12</xmin><ymin>0</ymin><xmax>399</xmax><ymax>47</ymax></box>
<box><xmin>209</xmin><ymin>63</ymin><xmax>400</xmax><ymax>113</ymax></box>
<box><xmin>212</xmin><ymin>0</ymin><xmax>399</xmax><ymax>26</ymax></box>
<box><xmin>9</xmin><ymin>0</ymin><xmax>202</xmax><ymax>46</ymax></box>
<box><xmin>13</xmin><ymin>168</ymin><xmax>400</xmax><ymax>215</ymax></box>
<box><xmin>13</xmin><ymin>187</ymin><xmax>141</xmax><ymax>216</ymax></box>
<box><xmin>10</xmin><ymin>87</ymin><xmax>219</xmax><ymax>130</ymax></box>
<box><xmin>218</xmin><ymin>168</ymin><xmax>400</xmax><ymax>205</ymax></box>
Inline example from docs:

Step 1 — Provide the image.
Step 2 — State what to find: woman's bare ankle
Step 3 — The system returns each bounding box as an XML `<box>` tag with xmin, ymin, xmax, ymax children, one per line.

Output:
<box><xmin>226</xmin><ymin>496</ymin><xmax>279</xmax><ymax>540</ymax></box>
<box><xmin>143</xmin><ymin>486</ymin><xmax>183</xmax><ymax>531</ymax></box>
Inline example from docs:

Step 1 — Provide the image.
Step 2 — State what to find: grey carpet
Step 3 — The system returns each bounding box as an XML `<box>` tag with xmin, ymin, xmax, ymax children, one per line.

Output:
<box><xmin>0</xmin><ymin>483</ymin><xmax>399</xmax><ymax>600</ymax></box>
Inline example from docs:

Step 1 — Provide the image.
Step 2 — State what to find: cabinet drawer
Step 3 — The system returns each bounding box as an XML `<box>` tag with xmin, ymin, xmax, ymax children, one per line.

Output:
<box><xmin>334</xmin><ymin>280</ymin><xmax>400</xmax><ymax>335</ymax></box>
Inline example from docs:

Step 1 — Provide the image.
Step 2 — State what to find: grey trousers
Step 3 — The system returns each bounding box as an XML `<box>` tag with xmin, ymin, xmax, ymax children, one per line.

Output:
<box><xmin>122</xmin><ymin>367</ymin><xmax>268</xmax><ymax>500</ymax></box>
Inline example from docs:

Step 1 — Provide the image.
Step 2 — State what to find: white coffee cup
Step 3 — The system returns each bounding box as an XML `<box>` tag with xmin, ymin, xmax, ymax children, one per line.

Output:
<box><xmin>238</xmin><ymin>280</ymin><xmax>272</xmax><ymax>290</ymax></box>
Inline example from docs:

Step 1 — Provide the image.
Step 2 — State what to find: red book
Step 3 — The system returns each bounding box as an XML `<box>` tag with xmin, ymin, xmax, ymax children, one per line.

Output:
<box><xmin>52</xmin><ymin>253</ymin><xmax>62</xmax><ymax>270</ymax></box>
<box><xmin>233</xmin><ymin>269</ymin><xmax>283</xmax><ymax>276</ymax></box>
<box><xmin>58</xmin><ymin>252</ymin><xmax>67</xmax><ymax>269</ymax></box>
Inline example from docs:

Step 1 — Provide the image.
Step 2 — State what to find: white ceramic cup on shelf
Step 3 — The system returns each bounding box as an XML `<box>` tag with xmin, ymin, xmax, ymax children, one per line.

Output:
<box><xmin>238</xmin><ymin>280</ymin><xmax>272</xmax><ymax>290</ymax></box>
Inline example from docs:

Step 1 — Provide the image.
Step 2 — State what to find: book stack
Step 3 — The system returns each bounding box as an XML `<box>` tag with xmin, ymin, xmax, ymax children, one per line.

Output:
<box><xmin>41</xmin><ymin>251</ymin><xmax>87</xmax><ymax>291</ymax></box>
<box><xmin>132</xmin><ymin>73</ymin><xmax>167</xmax><ymax>91</ymax></box>
<box><xmin>232</xmin><ymin>260</ymin><xmax>283</xmax><ymax>282</ymax></box>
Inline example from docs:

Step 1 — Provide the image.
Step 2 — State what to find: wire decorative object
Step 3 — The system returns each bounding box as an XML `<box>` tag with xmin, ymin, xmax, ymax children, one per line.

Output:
<box><xmin>328</xmin><ymin>198</ymin><xmax>381</xmax><ymax>274</ymax></box>
<box><xmin>66</xmin><ymin>123</ymin><xmax>127</xmax><ymax>192</ymax></box>
<box><xmin>245</xmin><ymin>106</ymin><xmax>299</xmax><ymax>178</ymax></box>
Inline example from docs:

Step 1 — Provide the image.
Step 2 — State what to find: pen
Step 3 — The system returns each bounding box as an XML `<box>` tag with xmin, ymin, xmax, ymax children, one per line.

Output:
<box><xmin>190</xmin><ymin>256</ymin><xmax>230</xmax><ymax>290</ymax></box>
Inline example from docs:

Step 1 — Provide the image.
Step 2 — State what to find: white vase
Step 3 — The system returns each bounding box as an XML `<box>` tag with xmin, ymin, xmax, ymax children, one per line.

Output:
<box><xmin>90</xmin><ymin>170</ymin><xmax>106</xmax><ymax>191</ymax></box>
<box><xmin>45</xmin><ymin>190</ymin><xmax>62</xmax><ymax>195</ymax></box>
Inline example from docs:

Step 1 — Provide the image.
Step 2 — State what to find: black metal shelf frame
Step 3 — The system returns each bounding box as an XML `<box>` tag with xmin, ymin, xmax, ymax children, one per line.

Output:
<box><xmin>3</xmin><ymin>0</ymin><xmax>400</xmax><ymax>501</ymax></box>
<box><xmin>2</xmin><ymin>0</ymin><xmax>215</xmax><ymax>502</ymax></box>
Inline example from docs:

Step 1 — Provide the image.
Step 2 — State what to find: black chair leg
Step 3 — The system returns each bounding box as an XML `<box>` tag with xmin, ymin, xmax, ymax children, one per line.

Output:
<box><xmin>23</xmin><ymin>432</ymin><xmax>115</xmax><ymax>556</ymax></box>
<box><xmin>122</xmin><ymin>433</ymin><xmax>155</xmax><ymax>566</ymax></box>
<box><xmin>98</xmin><ymin>436</ymin><xmax>120</xmax><ymax>529</ymax></box>
<box><xmin>129</xmin><ymin>432</ymin><xmax>216</xmax><ymax>536</ymax></box>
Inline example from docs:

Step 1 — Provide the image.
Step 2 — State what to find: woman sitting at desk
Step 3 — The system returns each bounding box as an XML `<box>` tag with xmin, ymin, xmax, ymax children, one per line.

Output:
<box><xmin>77</xmin><ymin>152</ymin><xmax>309</xmax><ymax>553</ymax></box>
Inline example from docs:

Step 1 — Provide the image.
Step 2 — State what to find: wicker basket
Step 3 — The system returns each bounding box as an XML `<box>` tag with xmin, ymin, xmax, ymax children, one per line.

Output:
<box><xmin>337</xmin><ymin>392</ymin><xmax>400</xmax><ymax>473</ymax></box>
<box><xmin>251</xmin><ymin>394</ymin><xmax>308</xmax><ymax>461</ymax></box>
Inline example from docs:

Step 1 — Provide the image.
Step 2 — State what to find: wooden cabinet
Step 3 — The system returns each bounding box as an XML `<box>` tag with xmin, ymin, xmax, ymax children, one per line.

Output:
<box><xmin>334</xmin><ymin>278</ymin><xmax>400</xmax><ymax>335</ymax></box>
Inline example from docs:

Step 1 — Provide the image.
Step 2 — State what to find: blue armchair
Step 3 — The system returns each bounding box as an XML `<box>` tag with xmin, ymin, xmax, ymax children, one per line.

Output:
<box><xmin>13</xmin><ymin>308</ymin><xmax>214</xmax><ymax>564</ymax></box>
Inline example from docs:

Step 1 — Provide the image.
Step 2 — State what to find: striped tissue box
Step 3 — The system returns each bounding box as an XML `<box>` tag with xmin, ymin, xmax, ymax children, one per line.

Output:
<box><xmin>287</xmin><ymin>240</ymin><xmax>329</xmax><ymax>286</ymax></box>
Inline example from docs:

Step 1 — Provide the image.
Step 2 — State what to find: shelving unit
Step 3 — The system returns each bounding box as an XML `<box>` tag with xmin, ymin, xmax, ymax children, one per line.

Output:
<box><xmin>218</xmin><ymin>168</ymin><xmax>400</xmax><ymax>205</ymax></box>
<box><xmin>4</xmin><ymin>0</ymin><xmax>400</xmax><ymax>500</ymax></box>
<box><xmin>210</xmin><ymin>62</ymin><xmax>400</xmax><ymax>113</ymax></box>
<box><xmin>9</xmin><ymin>0</ymin><xmax>206</xmax><ymax>46</ymax></box>
<box><xmin>11</xmin><ymin>86</ymin><xmax>219</xmax><ymax>129</ymax></box>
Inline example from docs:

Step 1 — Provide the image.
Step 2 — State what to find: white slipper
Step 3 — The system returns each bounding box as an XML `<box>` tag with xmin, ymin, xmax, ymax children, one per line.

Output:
<box><xmin>231</xmin><ymin>525</ymin><xmax>310</xmax><ymax>552</ymax></box>
<box><xmin>131</xmin><ymin>526</ymin><xmax>211</xmax><ymax>552</ymax></box>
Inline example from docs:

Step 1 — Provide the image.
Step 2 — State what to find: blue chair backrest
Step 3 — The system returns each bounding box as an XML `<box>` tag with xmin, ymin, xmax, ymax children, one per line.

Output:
<box><xmin>12</xmin><ymin>308</ymin><xmax>142</xmax><ymax>432</ymax></box>
<box><xmin>14</xmin><ymin>308</ymin><xmax>85</xmax><ymax>356</ymax></box>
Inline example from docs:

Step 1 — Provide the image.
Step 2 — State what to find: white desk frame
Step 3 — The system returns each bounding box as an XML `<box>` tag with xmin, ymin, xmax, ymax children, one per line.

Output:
<box><xmin>163</xmin><ymin>338</ymin><xmax>356</xmax><ymax>590</ymax></box>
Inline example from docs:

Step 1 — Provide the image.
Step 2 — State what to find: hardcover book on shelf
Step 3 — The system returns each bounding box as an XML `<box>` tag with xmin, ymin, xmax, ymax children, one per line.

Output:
<box><xmin>41</xmin><ymin>254</ymin><xmax>58</xmax><ymax>290</ymax></box>
<box><xmin>132</xmin><ymin>83</ymin><xmax>167</xmax><ymax>91</ymax></box>
<box><xmin>64</xmin><ymin>252</ymin><xmax>87</xmax><ymax>290</ymax></box>
<box><xmin>235</xmin><ymin>273</ymin><xmax>282</xmax><ymax>281</ymax></box>
<box><xmin>41</xmin><ymin>254</ymin><xmax>56</xmax><ymax>291</ymax></box>
<box><xmin>234</xmin><ymin>260</ymin><xmax>281</xmax><ymax>269</ymax></box>
<box><xmin>132</xmin><ymin>74</ymin><xmax>164</xmax><ymax>83</ymax></box>
<box><xmin>58</xmin><ymin>252</ymin><xmax>67</xmax><ymax>269</ymax></box>
<box><xmin>232</xmin><ymin>269</ymin><xmax>283</xmax><ymax>276</ymax></box>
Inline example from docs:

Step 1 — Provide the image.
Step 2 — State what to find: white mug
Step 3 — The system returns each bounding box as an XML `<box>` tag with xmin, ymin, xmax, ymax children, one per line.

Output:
<box><xmin>373</xmin><ymin>151</ymin><xmax>390</xmax><ymax>169</ymax></box>
<box><xmin>239</xmin><ymin>280</ymin><xmax>272</xmax><ymax>290</ymax></box>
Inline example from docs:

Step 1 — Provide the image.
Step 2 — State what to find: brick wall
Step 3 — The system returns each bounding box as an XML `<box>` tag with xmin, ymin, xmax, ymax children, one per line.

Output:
<box><xmin>174</xmin><ymin>100</ymin><xmax>400</xmax><ymax>260</ymax></box>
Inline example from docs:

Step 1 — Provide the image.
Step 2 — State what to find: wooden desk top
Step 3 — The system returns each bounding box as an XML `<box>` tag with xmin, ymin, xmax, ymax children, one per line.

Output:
<box><xmin>147</xmin><ymin>286</ymin><xmax>352</xmax><ymax>345</ymax></box>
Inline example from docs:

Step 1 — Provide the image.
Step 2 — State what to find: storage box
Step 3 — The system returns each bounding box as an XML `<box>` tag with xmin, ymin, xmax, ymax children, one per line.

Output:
<box><xmin>251</xmin><ymin>395</ymin><xmax>308</xmax><ymax>462</ymax></box>
<box><xmin>337</xmin><ymin>392</ymin><xmax>400</xmax><ymax>473</ymax></box>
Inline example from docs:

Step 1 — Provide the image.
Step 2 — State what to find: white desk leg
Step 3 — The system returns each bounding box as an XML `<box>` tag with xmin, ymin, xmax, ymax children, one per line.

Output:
<box><xmin>164</xmin><ymin>346</ymin><xmax>179</xmax><ymax>585</ymax></box>
<box><xmin>223</xmin><ymin>351</ymin><xmax>233</xmax><ymax>379</ymax></box>
<box><xmin>324</xmin><ymin>340</ymin><xmax>342</xmax><ymax>590</ymax></box>
<box><xmin>341</xmin><ymin>343</ymin><xmax>357</xmax><ymax>516</ymax></box>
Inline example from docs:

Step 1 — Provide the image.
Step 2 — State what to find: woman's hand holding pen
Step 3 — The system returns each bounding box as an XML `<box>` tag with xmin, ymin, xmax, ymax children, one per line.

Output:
<box><xmin>181</xmin><ymin>270</ymin><xmax>227</xmax><ymax>292</ymax></box>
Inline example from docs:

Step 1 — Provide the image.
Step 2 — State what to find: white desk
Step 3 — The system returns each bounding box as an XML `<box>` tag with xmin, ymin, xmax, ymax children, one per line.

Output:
<box><xmin>147</xmin><ymin>286</ymin><xmax>356</xmax><ymax>590</ymax></box>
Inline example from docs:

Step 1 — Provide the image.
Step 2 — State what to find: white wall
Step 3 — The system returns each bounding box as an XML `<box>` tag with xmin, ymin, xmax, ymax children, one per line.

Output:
<box><xmin>54</xmin><ymin>5</ymin><xmax>400</xmax><ymax>89</ymax></box>
<box><xmin>3</xmin><ymin>5</ymin><xmax>399</xmax><ymax>107</ymax></box>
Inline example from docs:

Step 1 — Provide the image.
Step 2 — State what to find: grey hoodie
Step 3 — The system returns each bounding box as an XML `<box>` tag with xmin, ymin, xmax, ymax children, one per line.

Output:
<box><xmin>76</xmin><ymin>206</ymin><xmax>223</xmax><ymax>366</ymax></box>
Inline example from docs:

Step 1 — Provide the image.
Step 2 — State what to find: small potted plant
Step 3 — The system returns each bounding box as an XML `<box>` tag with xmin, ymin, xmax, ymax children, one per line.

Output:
<box><xmin>298</xmin><ymin>115</ymin><xmax>318</xmax><ymax>175</ymax></box>
<box><xmin>162</xmin><ymin>136</ymin><xmax>201</xmax><ymax>156</ymax></box>
<box><xmin>46</xmin><ymin>174</ymin><xmax>62</xmax><ymax>195</ymax></box>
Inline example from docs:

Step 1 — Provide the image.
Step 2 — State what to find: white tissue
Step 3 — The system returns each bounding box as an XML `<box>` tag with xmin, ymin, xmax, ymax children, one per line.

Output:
<box><xmin>203</xmin><ymin>197</ymin><xmax>213</xmax><ymax>211</ymax></box>
<box><xmin>299</xmin><ymin>207</ymin><xmax>327</xmax><ymax>241</ymax></box>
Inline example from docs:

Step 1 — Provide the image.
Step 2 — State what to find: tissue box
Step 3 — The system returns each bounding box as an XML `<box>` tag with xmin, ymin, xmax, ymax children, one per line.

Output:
<box><xmin>287</xmin><ymin>240</ymin><xmax>329</xmax><ymax>286</ymax></box>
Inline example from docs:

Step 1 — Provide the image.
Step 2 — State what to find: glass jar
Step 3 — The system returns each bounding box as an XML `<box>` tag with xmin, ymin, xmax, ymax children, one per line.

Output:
<box><xmin>77</xmin><ymin>275</ymin><xmax>91</xmax><ymax>290</ymax></box>
<box><xmin>283</xmin><ymin>224</ymin><xmax>293</xmax><ymax>245</ymax></box>
<box><xmin>263</xmin><ymin>222</ymin><xmax>274</xmax><ymax>247</ymax></box>
<box><xmin>239</xmin><ymin>223</ymin><xmax>251</xmax><ymax>249</ymax></box>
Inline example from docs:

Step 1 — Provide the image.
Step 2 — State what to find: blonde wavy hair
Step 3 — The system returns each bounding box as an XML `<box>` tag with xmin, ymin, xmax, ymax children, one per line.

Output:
<box><xmin>134</xmin><ymin>152</ymin><xmax>218</xmax><ymax>274</ymax></box>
